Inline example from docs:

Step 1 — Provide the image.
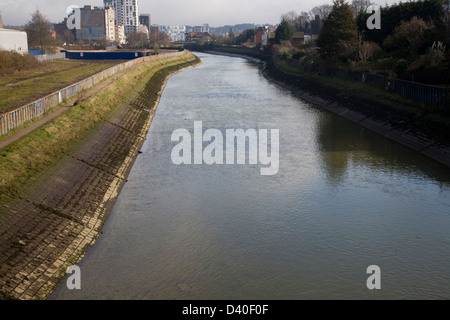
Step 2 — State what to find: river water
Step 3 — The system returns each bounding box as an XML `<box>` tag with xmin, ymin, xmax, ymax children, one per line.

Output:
<box><xmin>49</xmin><ymin>52</ymin><xmax>450</xmax><ymax>300</ymax></box>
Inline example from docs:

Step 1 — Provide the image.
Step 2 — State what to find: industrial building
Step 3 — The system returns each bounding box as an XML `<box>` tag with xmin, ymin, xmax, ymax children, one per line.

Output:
<box><xmin>0</xmin><ymin>28</ymin><xmax>28</xmax><ymax>54</ymax></box>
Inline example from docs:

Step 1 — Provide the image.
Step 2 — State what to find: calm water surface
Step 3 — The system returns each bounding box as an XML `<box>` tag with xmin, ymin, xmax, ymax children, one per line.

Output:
<box><xmin>49</xmin><ymin>53</ymin><xmax>450</xmax><ymax>300</ymax></box>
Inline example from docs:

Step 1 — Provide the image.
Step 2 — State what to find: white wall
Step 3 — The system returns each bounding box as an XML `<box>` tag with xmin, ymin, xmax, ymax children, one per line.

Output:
<box><xmin>0</xmin><ymin>28</ymin><xmax>28</xmax><ymax>54</ymax></box>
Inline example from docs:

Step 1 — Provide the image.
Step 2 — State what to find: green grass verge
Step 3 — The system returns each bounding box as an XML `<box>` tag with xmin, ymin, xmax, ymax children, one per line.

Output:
<box><xmin>273</xmin><ymin>57</ymin><xmax>450</xmax><ymax>128</ymax></box>
<box><xmin>274</xmin><ymin>57</ymin><xmax>428</xmax><ymax>111</ymax></box>
<box><xmin>0</xmin><ymin>60</ymin><xmax>122</xmax><ymax>113</ymax></box>
<box><xmin>0</xmin><ymin>52</ymin><xmax>199</xmax><ymax>202</ymax></box>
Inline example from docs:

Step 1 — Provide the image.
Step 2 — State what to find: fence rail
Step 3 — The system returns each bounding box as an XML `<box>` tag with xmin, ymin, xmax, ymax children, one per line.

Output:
<box><xmin>311</xmin><ymin>62</ymin><xmax>448</xmax><ymax>109</ymax></box>
<box><xmin>0</xmin><ymin>51</ymin><xmax>185</xmax><ymax>137</ymax></box>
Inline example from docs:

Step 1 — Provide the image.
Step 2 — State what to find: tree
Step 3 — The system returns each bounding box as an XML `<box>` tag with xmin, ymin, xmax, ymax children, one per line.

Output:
<box><xmin>357</xmin><ymin>0</ymin><xmax>445</xmax><ymax>46</ymax></box>
<box><xmin>25</xmin><ymin>10</ymin><xmax>55</xmax><ymax>54</ymax></box>
<box><xmin>281</xmin><ymin>11</ymin><xmax>312</xmax><ymax>33</ymax></box>
<box><xmin>297</xmin><ymin>12</ymin><xmax>311</xmax><ymax>32</ymax></box>
<box><xmin>236</xmin><ymin>29</ymin><xmax>256</xmax><ymax>46</ymax></box>
<box><xmin>358</xmin><ymin>41</ymin><xmax>381</xmax><ymax>62</ymax></box>
<box><xmin>317</xmin><ymin>0</ymin><xmax>359</xmax><ymax>62</ymax></box>
<box><xmin>275</xmin><ymin>19</ymin><xmax>293</xmax><ymax>44</ymax></box>
<box><xmin>127</xmin><ymin>32</ymin><xmax>148</xmax><ymax>48</ymax></box>
<box><xmin>383</xmin><ymin>17</ymin><xmax>434</xmax><ymax>59</ymax></box>
<box><xmin>351</xmin><ymin>0</ymin><xmax>372</xmax><ymax>18</ymax></box>
<box><xmin>309</xmin><ymin>4</ymin><xmax>333</xmax><ymax>34</ymax></box>
<box><xmin>310</xmin><ymin>14</ymin><xmax>322</xmax><ymax>35</ymax></box>
<box><xmin>228</xmin><ymin>28</ymin><xmax>236</xmax><ymax>45</ymax></box>
<box><xmin>310</xmin><ymin>4</ymin><xmax>332</xmax><ymax>21</ymax></box>
<box><xmin>149</xmin><ymin>31</ymin><xmax>170</xmax><ymax>48</ymax></box>
<box><xmin>281</xmin><ymin>11</ymin><xmax>298</xmax><ymax>31</ymax></box>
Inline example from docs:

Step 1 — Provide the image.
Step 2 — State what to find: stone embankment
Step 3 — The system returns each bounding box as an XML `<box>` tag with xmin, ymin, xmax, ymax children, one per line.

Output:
<box><xmin>262</xmin><ymin>60</ymin><xmax>450</xmax><ymax>168</ymax></box>
<box><xmin>0</xmin><ymin>52</ymin><xmax>200</xmax><ymax>300</ymax></box>
<box><xmin>206</xmin><ymin>50</ymin><xmax>450</xmax><ymax>168</ymax></box>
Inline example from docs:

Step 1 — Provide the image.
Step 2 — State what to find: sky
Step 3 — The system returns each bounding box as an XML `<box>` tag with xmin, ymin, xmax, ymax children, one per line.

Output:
<box><xmin>1</xmin><ymin>0</ymin><xmax>400</xmax><ymax>27</ymax></box>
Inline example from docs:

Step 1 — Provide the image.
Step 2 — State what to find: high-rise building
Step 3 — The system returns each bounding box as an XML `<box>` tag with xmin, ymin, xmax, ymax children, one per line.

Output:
<box><xmin>139</xmin><ymin>14</ymin><xmax>151</xmax><ymax>30</ymax></box>
<box><xmin>104</xmin><ymin>0</ymin><xmax>139</xmax><ymax>35</ymax></box>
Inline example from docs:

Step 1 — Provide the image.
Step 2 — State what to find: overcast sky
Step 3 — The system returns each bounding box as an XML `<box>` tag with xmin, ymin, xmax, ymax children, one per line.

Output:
<box><xmin>1</xmin><ymin>0</ymin><xmax>399</xmax><ymax>27</ymax></box>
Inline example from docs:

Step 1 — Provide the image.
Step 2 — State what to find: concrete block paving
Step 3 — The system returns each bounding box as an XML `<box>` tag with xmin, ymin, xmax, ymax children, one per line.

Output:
<box><xmin>0</xmin><ymin>69</ymin><xmax>168</xmax><ymax>300</ymax></box>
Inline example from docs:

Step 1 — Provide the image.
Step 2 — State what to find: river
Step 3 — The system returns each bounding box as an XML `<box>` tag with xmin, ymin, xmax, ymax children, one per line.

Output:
<box><xmin>49</xmin><ymin>52</ymin><xmax>450</xmax><ymax>300</ymax></box>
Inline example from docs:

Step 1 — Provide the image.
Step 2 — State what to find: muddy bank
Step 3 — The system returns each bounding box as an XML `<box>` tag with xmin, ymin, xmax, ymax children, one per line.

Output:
<box><xmin>205</xmin><ymin>50</ymin><xmax>450</xmax><ymax>169</ymax></box>
<box><xmin>0</xmin><ymin>53</ymin><xmax>201</xmax><ymax>300</ymax></box>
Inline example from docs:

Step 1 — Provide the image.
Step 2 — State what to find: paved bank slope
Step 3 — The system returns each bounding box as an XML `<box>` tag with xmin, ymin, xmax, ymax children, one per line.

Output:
<box><xmin>0</xmin><ymin>52</ymin><xmax>201</xmax><ymax>300</ymax></box>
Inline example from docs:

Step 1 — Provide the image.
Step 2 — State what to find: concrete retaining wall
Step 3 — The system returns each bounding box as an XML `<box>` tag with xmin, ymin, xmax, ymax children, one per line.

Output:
<box><xmin>36</xmin><ymin>53</ymin><xmax>66</xmax><ymax>62</ymax></box>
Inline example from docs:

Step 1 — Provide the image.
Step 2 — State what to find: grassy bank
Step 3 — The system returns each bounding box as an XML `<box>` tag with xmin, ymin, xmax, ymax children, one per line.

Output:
<box><xmin>204</xmin><ymin>46</ymin><xmax>450</xmax><ymax>134</ymax></box>
<box><xmin>270</xmin><ymin>56</ymin><xmax>450</xmax><ymax>134</ymax></box>
<box><xmin>0</xmin><ymin>52</ymin><xmax>200</xmax><ymax>202</ymax></box>
<box><xmin>0</xmin><ymin>59</ymin><xmax>122</xmax><ymax>113</ymax></box>
<box><xmin>273</xmin><ymin>57</ymin><xmax>437</xmax><ymax>111</ymax></box>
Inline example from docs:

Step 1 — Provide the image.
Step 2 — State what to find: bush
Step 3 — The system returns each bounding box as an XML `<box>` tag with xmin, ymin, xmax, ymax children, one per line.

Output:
<box><xmin>422</xmin><ymin>41</ymin><xmax>446</xmax><ymax>68</ymax></box>
<box><xmin>282</xmin><ymin>51</ymin><xmax>292</xmax><ymax>59</ymax></box>
<box><xmin>374</xmin><ymin>57</ymin><xmax>396</xmax><ymax>70</ymax></box>
<box><xmin>292</xmin><ymin>51</ymin><xmax>306</xmax><ymax>60</ymax></box>
<box><xmin>0</xmin><ymin>51</ymin><xmax>40</xmax><ymax>74</ymax></box>
<box><xmin>394</xmin><ymin>59</ymin><xmax>409</xmax><ymax>76</ymax></box>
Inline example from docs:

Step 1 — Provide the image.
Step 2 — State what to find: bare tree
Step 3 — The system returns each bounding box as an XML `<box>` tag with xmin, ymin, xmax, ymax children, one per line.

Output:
<box><xmin>25</xmin><ymin>10</ymin><xmax>55</xmax><ymax>53</ymax></box>
<box><xmin>297</xmin><ymin>12</ymin><xmax>311</xmax><ymax>32</ymax></box>
<box><xmin>310</xmin><ymin>4</ymin><xmax>332</xmax><ymax>21</ymax></box>
<box><xmin>281</xmin><ymin>10</ymin><xmax>313</xmax><ymax>32</ymax></box>
<box><xmin>281</xmin><ymin>11</ymin><xmax>298</xmax><ymax>31</ymax></box>
<box><xmin>351</xmin><ymin>0</ymin><xmax>373</xmax><ymax>17</ymax></box>
<box><xmin>127</xmin><ymin>32</ymin><xmax>149</xmax><ymax>48</ymax></box>
<box><xmin>149</xmin><ymin>30</ymin><xmax>170</xmax><ymax>47</ymax></box>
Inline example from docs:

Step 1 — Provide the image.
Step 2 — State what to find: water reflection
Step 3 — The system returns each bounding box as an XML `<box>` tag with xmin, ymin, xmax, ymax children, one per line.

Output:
<box><xmin>49</xmin><ymin>53</ymin><xmax>450</xmax><ymax>300</ymax></box>
<box><xmin>316</xmin><ymin>112</ymin><xmax>450</xmax><ymax>188</ymax></box>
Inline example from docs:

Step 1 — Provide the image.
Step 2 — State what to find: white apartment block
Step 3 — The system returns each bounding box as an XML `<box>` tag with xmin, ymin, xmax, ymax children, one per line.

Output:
<box><xmin>159</xmin><ymin>25</ymin><xmax>186</xmax><ymax>42</ymax></box>
<box><xmin>116</xmin><ymin>25</ymin><xmax>126</xmax><ymax>44</ymax></box>
<box><xmin>104</xmin><ymin>0</ymin><xmax>139</xmax><ymax>35</ymax></box>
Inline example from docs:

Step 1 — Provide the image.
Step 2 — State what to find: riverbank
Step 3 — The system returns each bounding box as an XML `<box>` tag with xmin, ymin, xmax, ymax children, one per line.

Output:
<box><xmin>202</xmin><ymin>48</ymin><xmax>450</xmax><ymax>169</ymax></box>
<box><xmin>0</xmin><ymin>51</ymin><xmax>201</xmax><ymax>300</ymax></box>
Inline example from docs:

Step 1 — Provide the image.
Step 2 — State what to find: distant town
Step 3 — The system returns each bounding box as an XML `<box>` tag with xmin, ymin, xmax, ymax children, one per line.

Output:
<box><xmin>0</xmin><ymin>0</ymin><xmax>282</xmax><ymax>55</ymax></box>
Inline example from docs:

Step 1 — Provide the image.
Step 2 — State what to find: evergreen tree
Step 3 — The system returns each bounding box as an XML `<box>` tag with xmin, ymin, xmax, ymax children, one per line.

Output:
<box><xmin>357</xmin><ymin>0</ymin><xmax>446</xmax><ymax>45</ymax></box>
<box><xmin>275</xmin><ymin>19</ymin><xmax>293</xmax><ymax>44</ymax></box>
<box><xmin>317</xmin><ymin>0</ymin><xmax>359</xmax><ymax>62</ymax></box>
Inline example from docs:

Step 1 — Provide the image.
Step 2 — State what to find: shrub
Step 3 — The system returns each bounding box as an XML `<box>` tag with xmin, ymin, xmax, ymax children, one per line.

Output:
<box><xmin>422</xmin><ymin>41</ymin><xmax>446</xmax><ymax>68</ymax></box>
<box><xmin>394</xmin><ymin>59</ymin><xmax>409</xmax><ymax>76</ymax></box>
<box><xmin>0</xmin><ymin>51</ymin><xmax>40</xmax><ymax>74</ymax></box>
<box><xmin>282</xmin><ymin>51</ymin><xmax>292</xmax><ymax>59</ymax></box>
<box><xmin>292</xmin><ymin>51</ymin><xmax>306</xmax><ymax>60</ymax></box>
